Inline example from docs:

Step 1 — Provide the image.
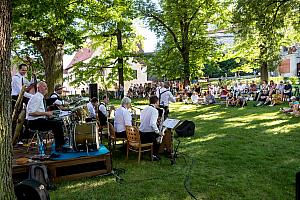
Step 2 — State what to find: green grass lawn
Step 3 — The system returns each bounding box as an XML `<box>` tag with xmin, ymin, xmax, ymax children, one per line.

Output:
<box><xmin>50</xmin><ymin>101</ymin><xmax>300</xmax><ymax>200</ymax></box>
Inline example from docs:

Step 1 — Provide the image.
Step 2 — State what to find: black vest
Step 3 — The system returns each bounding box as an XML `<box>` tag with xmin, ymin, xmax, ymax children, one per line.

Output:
<box><xmin>98</xmin><ymin>103</ymin><xmax>107</xmax><ymax>126</ymax></box>
<box><xmin>46</xmin><ymin>93</ymin><xmax>62</xmax><ymax>111</ymax></box>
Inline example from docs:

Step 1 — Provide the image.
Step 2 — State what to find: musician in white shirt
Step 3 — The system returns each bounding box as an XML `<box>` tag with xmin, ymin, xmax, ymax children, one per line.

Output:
<box><xmin>11</xmin><ymin>64</ymin><xmax>34</xmax><ymax>108</ymax></box>
<box><xmin>86</xmin><ymin>97</ymin><xmax>98</xmax><ymax>121</ymax></box>
<box><xmin>98</xmin><ymin>95</ymin><xmax>113</xmax><ymax>126</ymax></box>
<box><xmin>156</xmin><ymin>82</ymin><xmax>176</xmax><ymax>118</ymax></box>
<box><xmin>139</xmin><ymin>95</ymin><xmax>161</xmax><ymax>160</ymax></box>
<box><xmin>114</xmin><ymin>97</ymin><xmax>132</xmax><ymax>138</ymax></box>
<box><xmin>26</xmin><ymin>82</ymin><xmax>65</xmax><ymax>151</ymax></box>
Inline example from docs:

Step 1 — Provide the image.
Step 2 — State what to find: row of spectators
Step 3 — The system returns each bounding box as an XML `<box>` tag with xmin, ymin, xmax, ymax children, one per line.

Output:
<box><xmin>181</xmin><ymin>80</ymin><xmax>298</xmax><ymax>108</ymax></box>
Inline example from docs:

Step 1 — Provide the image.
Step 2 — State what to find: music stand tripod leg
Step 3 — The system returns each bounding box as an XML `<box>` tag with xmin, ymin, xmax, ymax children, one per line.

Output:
<box><xmin>171</xmin><ymin>135</ymin><xmax>181</xmax><ymax>165</ymax></box>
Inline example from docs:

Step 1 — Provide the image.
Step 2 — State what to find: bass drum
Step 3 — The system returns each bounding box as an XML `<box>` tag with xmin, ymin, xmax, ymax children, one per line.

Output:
<box><xmin>73</xmin><ymin>122</ymin><xmax>99</xmax><ymax>151</ymax></box>
<box><xmin>14</xmin><ymin>179</ymin><xmax>50</xmax><ymax>200</ymax></box>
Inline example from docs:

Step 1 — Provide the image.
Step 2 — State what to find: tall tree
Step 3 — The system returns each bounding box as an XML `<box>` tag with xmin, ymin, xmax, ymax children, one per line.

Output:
<box><xmin>0</xmin><ymin>0</ymin><xmax>16</xmax><ymax>199</ymax></box>
<box><xmin>233</xmin><ymin>0</ymin><xmax>300</xmax><ymax>82</ymax></box>
<box><xmin>12</xmin><ymin>0</ymin><xmax>86</xmax><ymax>92</ymax></box>
<box><xmin>136</xmin><ymin>0</ymin><xmax>227</xmax><ymax>84</ymax></box>
<box><xmin>69</xmin><ymin>0</ymin><xmax>142</xmax><ymax>88</ymax></box>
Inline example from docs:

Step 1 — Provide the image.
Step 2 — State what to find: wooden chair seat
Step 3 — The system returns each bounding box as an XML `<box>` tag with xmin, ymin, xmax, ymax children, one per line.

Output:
<box><xmin>126</xmin><ymin>126</ymin><xmax>153</xmax><ymax>163</ymax></box>
<box><xmin>104</xmin><ymin>122</ymin><xmax>126</xmax><ymax>149</ymax></box>
<box><xmin>129</xmin><ymin>142</ymin><xmax>153</xmax><ymax>148</ymax></box>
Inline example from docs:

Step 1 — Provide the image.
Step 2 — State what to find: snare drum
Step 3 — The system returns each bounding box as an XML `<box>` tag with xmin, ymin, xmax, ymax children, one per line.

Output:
<box><xmin>73</xmin><ymin>122</ymin><xmax>99</xmax><ymax>151</ymax></box>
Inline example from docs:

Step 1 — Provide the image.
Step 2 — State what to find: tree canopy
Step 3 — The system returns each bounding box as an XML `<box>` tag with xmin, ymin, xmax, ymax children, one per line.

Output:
<box><xmin>136</xmin><ymin>0</ymin><xmax>230</xmax><ymax>84</ymax></box>
<box><xmin>232</xmin><ymin>0</ymin><xmax>300</xmax><ymax>81</ymax></box>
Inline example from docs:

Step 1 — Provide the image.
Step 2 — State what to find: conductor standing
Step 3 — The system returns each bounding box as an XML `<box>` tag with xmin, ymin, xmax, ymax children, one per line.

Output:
<box><xmin>156</xmin><ymin>81</ymin><xmax>176</xmax><ymax>118</ymax></box>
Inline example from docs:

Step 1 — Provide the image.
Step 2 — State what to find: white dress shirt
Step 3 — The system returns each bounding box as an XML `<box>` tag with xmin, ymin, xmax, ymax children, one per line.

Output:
<box><xmin>114</xmin><ymin>106</ymin><xmax>132</xmax><ymax>132</ymax></box>
<box><xmin>156</xmin><ymin>87</ymin><xmax>176</xmax><ymax>106</ymax></box>
<box><xmin>98</xmin><ymin>103</ymin><xmax>108</xmax><ymax>116</ymax></box>
<box><xmin>11</xmin><ymin>72</ymin><xmax>33</xmax><ymax>98</ymax></box>
<box><xmin>87</xmin><ymin>102</ymin><xmax>96</xmax><ymax>118</ymax></box>
<box><xmin>26</xmin><ymin>92</ymin><xmax>46</xmax><ymax>120</ymax></box>
<box><xmin>49</xmin><ymin>92</ymin><xmax>63</xmax><ymax>106</ymax></box>
<box><xmin>139</xmin><ymin>105</ymin><xmax>159</xmax><ymax>133</ymax></box>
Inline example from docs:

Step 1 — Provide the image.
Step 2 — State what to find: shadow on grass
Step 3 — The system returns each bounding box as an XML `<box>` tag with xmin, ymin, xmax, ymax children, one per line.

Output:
<box><xmin>51</xmin><ymin>101</ymin><xmax>300</xmax><ymax>199</ymax></box>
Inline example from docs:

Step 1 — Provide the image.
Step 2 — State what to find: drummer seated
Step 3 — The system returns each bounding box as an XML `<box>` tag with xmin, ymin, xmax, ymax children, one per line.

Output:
<box><xmin>139</xmin><ymin>95</ymin><xmax>161</xmax><ymax>161</ymax></box>
<box><xmin>86</xmin><ymin>97</ymin><xmax>98</xmax><ymax>122</ymax></box>
<box><xmin>114</xmin><ymin>97</ymin><xmax>132</xmax><ymax>138</ymax></box>
<box><xmin>26</xmin><ymin>82</ymin><xmax>65</xmax><ymax>151</ymax></box>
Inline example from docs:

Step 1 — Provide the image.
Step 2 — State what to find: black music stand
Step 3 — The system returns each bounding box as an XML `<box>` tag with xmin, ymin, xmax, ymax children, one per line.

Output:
<box><xmin>162</xmin><ymin>119</ymin><xmax>181</xmax><ymax>165</ymax></box>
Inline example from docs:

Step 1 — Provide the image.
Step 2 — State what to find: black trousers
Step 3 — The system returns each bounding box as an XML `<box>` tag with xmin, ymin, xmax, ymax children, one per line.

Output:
<box><xmin>140</xmin><ymin>131</ymin><xmax>160</xmax><ymax>156</ymax></box>
<box><xmin>28</xmin><ymin>118</ymin><xmax>65</xmax><ymax>147</ymax></box>
<box><xmin>116</xmin><ymin>131</ymin><xmax>126</xmax><ymax>138</ymax></box>
<box><xmin>159</xmin><ymin>105</ymin><xmax>169</xmax><ymax>119</ymax></box>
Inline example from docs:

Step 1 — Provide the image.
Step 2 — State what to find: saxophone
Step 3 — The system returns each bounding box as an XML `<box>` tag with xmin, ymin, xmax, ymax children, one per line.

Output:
<box><xmin>157</xmin><ymin>108</ymin><xmax>167</xmax><ymax>143</ymax></box>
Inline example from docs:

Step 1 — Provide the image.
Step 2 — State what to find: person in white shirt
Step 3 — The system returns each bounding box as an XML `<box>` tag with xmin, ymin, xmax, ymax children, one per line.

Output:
<box><xmin>47</xmin><ymin>84</ymin><xmax>69</xmax><ymax>111</ymax></box>
<box><xmin>191</xmin><ymin>92</ymin><xmax>199</xmax><ymax>104</ymax></box>
<box><xmin>26</xmin><ymin>81</ymin><xmax>65</xmax><ymax>151</ymax></box>
<box><xmin>11</xmin><ymin>64</ymin><xmax>34</xmax><ymax>108</ymax></box>
<box><xmin>86</xmin><ymin>97</ymin><xmax>98</xmax><ymax>121</ymax></box>
<box><xmin>156</xmin><ymin>82</ymin><xmax>176</xmax><ymax>118</ymax></box>
<box><xmin>98</xmin><ymin>95</ymin><xmax>114</xmax><ymax>126</ymax></box>
<box><xmin>114</xmin><ymin>97</ymin><xmax>132</xmax><ymax>138</ymax></box>
<box><xmin>139</xmin><ymin>95</ymin><xmax>160</xmax><ymax>160</ymax></box>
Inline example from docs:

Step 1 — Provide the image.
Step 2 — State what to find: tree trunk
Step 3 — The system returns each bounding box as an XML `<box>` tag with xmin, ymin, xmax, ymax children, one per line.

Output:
<box><xmin>260</xmin><ymin>61</ymin><xmax>268</xmax><ymax>82</ymax></box>
<box><xmin>0</xmin><ymin>0</ymin><xmax>16</xmax><ymax>199</ymax></box>
<box><xmin>181</xmin><ymin>21</ymin><xmax>190</xmax><ymax>87</ymax></box>
<box><xmin>259</xmin><ymin>43</ymin><xmax>268</xmax><ymax>82</ymax></box>
<box><xmin>116</xmin><ymin>28</ymin><xmax>124</xmax><ymax>88</ymax></box>
<box><xmin>34</xmin><ymin>38</ymin><xmax>64</xmax><ymax>94</ymax></box>
<box><xmin>182</xmin><ymin>50</ymin><xmax>190</xmax><ymax>86</ymax></box>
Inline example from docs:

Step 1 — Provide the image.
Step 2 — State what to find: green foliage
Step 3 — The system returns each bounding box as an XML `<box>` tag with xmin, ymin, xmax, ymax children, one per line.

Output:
<box><xmin>232</xmin><ymin>0</ymin><xmax>300</xmax><ymax>77</ymax></box>
<box><xmin>68</xmin><ymin>0</ymin><xmax>142</xmax><ymax>87</ymax></box>
<box><xmin>136</xmin><ymin>0</ymin><xmax>230</xmax><ymax>82</ymax></box>
<box><xmin>289</xmin><ymin>76</ymin><xmax>298</xmax><ymax>85</ymax></box>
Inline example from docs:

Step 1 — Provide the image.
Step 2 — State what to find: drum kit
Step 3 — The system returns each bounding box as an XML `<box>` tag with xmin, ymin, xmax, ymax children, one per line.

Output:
<box><xmin>52</xmin><ymin>106</ymin><xmax>100</xmax><ymax>153</ymax></box>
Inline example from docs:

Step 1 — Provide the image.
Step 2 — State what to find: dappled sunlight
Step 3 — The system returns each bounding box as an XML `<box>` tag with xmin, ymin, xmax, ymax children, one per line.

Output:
<box><xmin>260</xmin><ymin>120</ymin><xmax>289</xmax><ymax>127</ymax></box>
<box><xmin>264</xmin><ymin>123</ymin><xmax>300</xmax><ymax>135</ymax></box>
<box><xmin>193</xmin><ymin>112</ymin><xmax>227</xmax><ymax>121</ymax></box>
<box><xmin>224</xmin><ymin>112</ymin><xmax>281</xmax><ymax>123</ymax></box>
<box><xmin>186</xmin><ymin>133</ymin><xmax>227</xmax><ymax>145</ymax></box>
<box><xmin>63</xmin><ymin>179</ymin><xmax>113</xmax><ymax>190</ymax></box>
<box><xmin>221</xmin><ymin>122</ymin><xmax>251</xmax><ymax>129</ymax></box>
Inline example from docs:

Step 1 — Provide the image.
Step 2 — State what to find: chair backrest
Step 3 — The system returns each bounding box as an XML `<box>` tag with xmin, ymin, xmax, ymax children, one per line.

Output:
<box><xmin>126</xmin><ymin>126</ymin><xmax>140</xmax><ymax>143</ymax></box>
<box><xmin>108</xmin><ymin>122</ymin><xmax>115</xmax><ymax>138</ymax></box>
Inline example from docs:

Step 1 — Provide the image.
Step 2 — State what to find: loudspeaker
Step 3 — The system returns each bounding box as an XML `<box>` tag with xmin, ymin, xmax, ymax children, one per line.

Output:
<box><xmin>89</xmin><ymin>84</ymin><xmax>98</xmax><ymax>99</ymax></box>
<box><xmin>14</xmin><ymin>179</ymin><xmax>50</xmax><ymax>200</ymax></box>
<box><xmin>296</xmin><ymin>171</ymin><xmax>300</xmax><ymax>200</ymax></box>
<box><xmin>175</xmin><ymin>120</ymin><xmax>195</xmax><ymax>137</ymax></box>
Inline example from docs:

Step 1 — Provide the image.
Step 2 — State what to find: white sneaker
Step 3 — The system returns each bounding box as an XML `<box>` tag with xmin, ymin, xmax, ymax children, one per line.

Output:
<box><xmin>17</xmin><ymin>141</ymin><xmax>23</xmax><ymax>145</ymax></box>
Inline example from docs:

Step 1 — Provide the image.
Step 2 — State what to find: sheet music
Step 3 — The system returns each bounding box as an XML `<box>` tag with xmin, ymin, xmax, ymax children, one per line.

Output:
<box><xmin>163</xmin><ymin>118</ymin><xmax>181</xmax><ymax>129</ymax></box>
<box><xmin>59</xmin><ymin>111</ymin><xmax>72</xmax><ymax>117</ymax></box>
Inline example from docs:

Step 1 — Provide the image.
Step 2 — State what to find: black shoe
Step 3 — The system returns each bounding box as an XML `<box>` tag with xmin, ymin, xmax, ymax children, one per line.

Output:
<box><xmin>153</xmin><ymin>155</ymin><xmax>160</xmax><ymax>161</ymax></box>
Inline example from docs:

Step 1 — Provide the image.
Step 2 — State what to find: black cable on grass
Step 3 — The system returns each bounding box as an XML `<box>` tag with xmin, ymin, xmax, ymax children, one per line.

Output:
<box><xmin>113</xmin><ymin>153</ymin><xmax>198</xmax><ymax>200</ymax></box>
